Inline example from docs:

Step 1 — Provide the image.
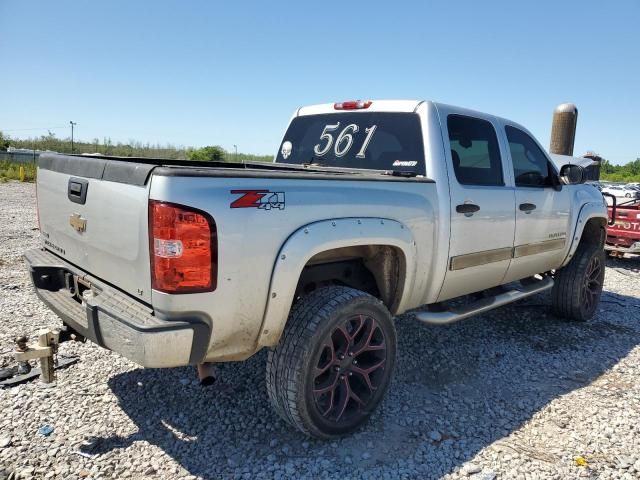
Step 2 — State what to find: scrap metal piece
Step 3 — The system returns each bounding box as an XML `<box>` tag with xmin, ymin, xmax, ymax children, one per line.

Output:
<box><xmin>0</xmin><ymin>355</ymin><xmax>79</xmax><ymax>388</ymax></box>
<box><xmin>14</xmin><ymin>345</ymin><xmax>53</xmax><ymax>362</ymax></box>
<box><xmin>11</xmin><ymin>329</ymin><xmax>61</xmax><ymax>384</ymax></box>
<box><xmin>12</xmin><ymin>335</ymin><xmax>32</xmax><ymax>378</ymax></box>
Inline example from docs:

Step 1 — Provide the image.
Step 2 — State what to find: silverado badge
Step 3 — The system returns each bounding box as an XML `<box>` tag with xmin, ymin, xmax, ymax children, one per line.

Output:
<box><xmin>69</xmin><ymin>213</ymin><xmax>87</xmax><ymax>233</ymax></box>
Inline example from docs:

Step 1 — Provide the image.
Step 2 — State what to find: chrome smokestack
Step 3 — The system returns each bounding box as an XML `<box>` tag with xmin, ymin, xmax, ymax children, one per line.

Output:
<box><xmin>550</xmin><ymin>103</ymin><xmax>578</xmax><ymax>156</ymax></box>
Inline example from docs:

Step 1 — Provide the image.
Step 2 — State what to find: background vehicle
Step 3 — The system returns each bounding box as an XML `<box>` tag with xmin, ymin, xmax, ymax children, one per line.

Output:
<box><xmin>25</xmin><ymin>100</ymin><xmax>607</xmax><ymax>438</ymax></box>
<box><xmin>602</xmin><ymin>184</ymin><xmax>640</xmax><ymax>199</ymax></box>
<box><xmin>606</xmin><ymin>196</ymin><xmax>640</xmax><ymax>256</ymax></box>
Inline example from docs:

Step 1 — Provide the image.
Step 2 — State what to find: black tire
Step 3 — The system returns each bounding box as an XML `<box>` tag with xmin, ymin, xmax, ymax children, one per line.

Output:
<box><xmin>551</xmin><ymin>242</ymin><xmax>605</xmax><ymax>321</ymax></box>
<box><xmin>625</xmin><ymin>193</ymin><xmax>631</xmax><ymax>198</ymax></box>
<box><xmin>266</xmin><ymin>286</ymin><xmax>396</xmax><ymax>439</ymax></box>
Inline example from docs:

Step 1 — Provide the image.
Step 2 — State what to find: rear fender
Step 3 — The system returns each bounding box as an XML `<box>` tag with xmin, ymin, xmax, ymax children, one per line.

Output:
<box><xmin>257</xmin><ymin>218</ymin><xmax>417</xmax><ymax>347</ymax></box>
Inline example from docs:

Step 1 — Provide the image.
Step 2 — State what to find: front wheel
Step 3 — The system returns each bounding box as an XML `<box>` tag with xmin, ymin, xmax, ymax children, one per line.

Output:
<box><xmin>266</xmin><ymin>286</ymin><xmax>396</xmax><ymax>439</ymax></box>
<box><xmin>551</xmin><ymin>242</ymin><xmax>605</xmax><ymax>321</ymax></box>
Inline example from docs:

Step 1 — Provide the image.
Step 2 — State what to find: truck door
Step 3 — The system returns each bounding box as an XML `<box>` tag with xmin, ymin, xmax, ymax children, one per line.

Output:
<box><xmin>500</xmin><ymin>124</ymin><xmax>571</xmax><ymax>283</ymax></box>
<box><xmin>437</xmin><ymin>111</ymin><xmax>516</xmax><ymax>301</ymax></box>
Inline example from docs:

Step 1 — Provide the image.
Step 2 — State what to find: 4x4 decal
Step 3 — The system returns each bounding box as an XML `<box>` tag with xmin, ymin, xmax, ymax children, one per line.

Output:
<box><xmin>230</xmin><ymin>190</ymin><xmax>285</xmax><ymax>210</ymax></box>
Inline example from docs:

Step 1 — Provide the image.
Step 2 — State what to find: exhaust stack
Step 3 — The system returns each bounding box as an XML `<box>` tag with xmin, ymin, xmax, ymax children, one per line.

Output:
<box><xmin>550</xmin><ymin>103</ymin><xmax>578</xmax><ymax>156</ymax></box>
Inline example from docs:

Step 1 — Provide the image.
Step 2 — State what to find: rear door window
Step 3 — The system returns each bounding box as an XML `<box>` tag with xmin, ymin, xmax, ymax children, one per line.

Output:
<box><xmin>447</xmin><ymin>115</ymin><xmax>504</xmax><ymax>186</ymax></box>
<box><xmin>275</xmin><ymin>112</ymin><xmax>425</xmax><ymax>173</ymax></box>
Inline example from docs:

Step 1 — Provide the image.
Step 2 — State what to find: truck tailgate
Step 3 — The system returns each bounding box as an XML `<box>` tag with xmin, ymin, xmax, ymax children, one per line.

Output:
<box><xmin>36</xmin><ymin>155</ymin><xmax>154</xmax><ymax>303</ymax></box>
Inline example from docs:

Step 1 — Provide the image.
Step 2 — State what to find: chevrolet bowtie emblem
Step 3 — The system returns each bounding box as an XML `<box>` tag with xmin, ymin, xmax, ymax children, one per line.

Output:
<box><xmin>69</xmin><ymin>213</ymin><xmax>87</xmax><ymax>233</ymax></box>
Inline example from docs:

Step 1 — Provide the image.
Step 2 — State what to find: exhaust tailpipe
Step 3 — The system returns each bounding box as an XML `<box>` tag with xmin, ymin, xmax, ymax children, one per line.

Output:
<box><xmin>196</xmin><ymin>362</ymin><xmax>218</xmax><ymax>386</ymax></box>
<box><xmin>550</xmin><ymin>103</ymin><xmax>578</xmax><ymax>156</ymax></box>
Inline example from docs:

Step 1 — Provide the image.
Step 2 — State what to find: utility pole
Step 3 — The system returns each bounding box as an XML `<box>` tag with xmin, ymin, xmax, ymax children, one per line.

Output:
<box><xmin>69</xmin><ymin>121</ymin><xmax>77</xmax><ymax>153</ymax></box>
<box><xmin>234</xmin><ymin>144</ymin><xmax>238</xmax><ymax>162</ymax></box>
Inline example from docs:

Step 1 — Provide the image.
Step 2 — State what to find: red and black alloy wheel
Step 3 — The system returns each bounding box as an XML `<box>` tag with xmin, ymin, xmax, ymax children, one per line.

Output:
<box><xmin>267</xmin><ymin>286</ymin><xmax>397</xmax><ymax>438</ymax></box>
<box><xmin>312</xmin><ymin>314</ymin><xmax>388</xmax><ymax>423</ymax></box>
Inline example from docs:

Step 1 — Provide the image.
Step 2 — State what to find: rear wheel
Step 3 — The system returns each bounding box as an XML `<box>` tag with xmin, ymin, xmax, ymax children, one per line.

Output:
<box><xmin>551</xmin><ymin>242</ymin><xmax>605</xmax><ymax>321</ymax></box>
<box><xmin>266</xmin><ymin>286</ymin><xmax>396</xmax><ymax>439</ymax></box>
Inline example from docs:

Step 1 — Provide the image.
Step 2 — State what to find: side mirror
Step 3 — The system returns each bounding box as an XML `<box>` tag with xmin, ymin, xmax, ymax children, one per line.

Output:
<box><xmin>559</xmin><ymin>164</ymin><xmax>585</xmax><ymax>185</ymax></box>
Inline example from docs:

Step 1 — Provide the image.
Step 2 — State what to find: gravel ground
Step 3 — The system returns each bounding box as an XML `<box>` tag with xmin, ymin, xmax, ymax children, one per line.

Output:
<box><xmin>1</xmin><ymin>180</ymin><xmax>639</xmax><ymax>480</ymax></box>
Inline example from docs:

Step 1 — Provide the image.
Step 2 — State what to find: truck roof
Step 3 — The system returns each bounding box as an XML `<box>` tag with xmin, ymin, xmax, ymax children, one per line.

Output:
<box><xmin>296</xmin><ymin>99</ymin><xmax>527</xmax><ymax>132</ymax></box>
<box><xmin>297</xmin><ymin>100</ymin><xmax>424</xmax><ymax>115</ymax></box>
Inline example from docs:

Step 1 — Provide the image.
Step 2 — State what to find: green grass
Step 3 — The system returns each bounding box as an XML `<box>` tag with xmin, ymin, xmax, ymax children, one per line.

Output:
<box><xmin>600</xmin><ymin>173</ymin><xmax>640</xmax><ymax>183</ymax></box>
<box><xmin>0</xmin><ymin>161</ymin><xmax>37</xmax><ymax>182</ymax></box>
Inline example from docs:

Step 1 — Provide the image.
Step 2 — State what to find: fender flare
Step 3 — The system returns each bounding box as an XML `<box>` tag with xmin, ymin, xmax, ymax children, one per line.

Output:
<box><xmin>257</xmin><ymin>217</ymin><xmax>417</xmax><ymax>347</ymax></box>
<box><xmin>560</xmin><ymin>201</ymin><xmax>608</xmax><ymax>268</ymax></box>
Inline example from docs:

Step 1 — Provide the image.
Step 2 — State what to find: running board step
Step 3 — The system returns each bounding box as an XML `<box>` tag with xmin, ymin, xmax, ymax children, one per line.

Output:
<box><xmin>414</xmin><ymin>276</ymin><xmax>554</xmax><ymax>325</ymax></box>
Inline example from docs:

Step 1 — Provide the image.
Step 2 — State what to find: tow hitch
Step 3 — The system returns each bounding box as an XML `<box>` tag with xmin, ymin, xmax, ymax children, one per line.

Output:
<box><xmin>0</xmin><ymin>327</ymin><xmax>81</xmax><ymax>387</ymax></box>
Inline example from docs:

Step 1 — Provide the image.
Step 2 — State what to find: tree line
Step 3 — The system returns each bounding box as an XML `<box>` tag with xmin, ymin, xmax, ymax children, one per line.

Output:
<box><xmin>1</xmin><ymin>130</ymin><xmax>639</xmax><ymax>180</ymax></box>
<box><xmin>0</xmin><ymin>130</ymin><xmax>271</xmax><ymax>163</ymax></box>
<box><xmin>600</xmin><ymin>158</ymin><xmax>640</xmax><ymax>183</ymax></box>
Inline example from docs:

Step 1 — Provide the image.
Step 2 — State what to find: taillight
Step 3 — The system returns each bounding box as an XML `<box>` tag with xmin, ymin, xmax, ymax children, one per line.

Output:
<box><xmin>334</xmin><ymin>100</ymin><xmax>372</xmax><ymax>110</ymax></box>
<box><xmin>149</xmin><ymin>200</ymin><xmax>217</xmax><ymax>293</ymax></box>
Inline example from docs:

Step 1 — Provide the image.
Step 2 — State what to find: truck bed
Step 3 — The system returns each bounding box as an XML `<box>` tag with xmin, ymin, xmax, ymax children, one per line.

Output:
<box><xmin>39</xmin><ymin>153</ymin><xmax>433</xmax><ymax>186</ymax></box>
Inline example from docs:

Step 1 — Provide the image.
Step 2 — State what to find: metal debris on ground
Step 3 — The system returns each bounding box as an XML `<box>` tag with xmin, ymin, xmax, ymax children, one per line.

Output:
<box><xmin>575</xmin><ymin>456</ymin><xmax>588</xmax><ymax>467</ymax></box>
<box><xmin>73</xmin><ymin>450</ymin><xmax>99</xmax><ymax>460</ymax></box>
<box><xmin>0</xmin><ymin>355</ymin><xmax>79</xmax><ymax>388</ymax></box>
<box><xmin>37</xmin><ymin>425</ymin><xmax>54</xmax><ymax>437</ymax></box>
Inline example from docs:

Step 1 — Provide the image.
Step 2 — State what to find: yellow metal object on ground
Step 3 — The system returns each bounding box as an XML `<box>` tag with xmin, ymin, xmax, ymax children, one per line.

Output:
<box><xmin>19</xmin><ymin>166</ymin><xmax>25</xmax><ymax>182</ymax></box>
<box><xmin>575</xmin><ymin>456</ymin><xmax>588</xmax><ymax>467</ymax></box>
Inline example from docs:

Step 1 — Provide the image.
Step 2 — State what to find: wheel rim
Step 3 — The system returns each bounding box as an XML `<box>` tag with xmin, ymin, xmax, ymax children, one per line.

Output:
<box><xmin>312</xmin><ymin>314</ymin><xmax>387</xmax><ymax>423</ymax></box>
<box><xmin>581</xmin><ymin>255</ymin><xmax>603</xmax><ymax>313</ymax></box>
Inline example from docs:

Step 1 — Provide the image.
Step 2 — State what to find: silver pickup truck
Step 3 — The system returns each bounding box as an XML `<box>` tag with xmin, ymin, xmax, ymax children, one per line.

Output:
<box><xmin>26</xmin><ymin>100</ymin><xmax>608</xmax><ymax>438</ymax></box>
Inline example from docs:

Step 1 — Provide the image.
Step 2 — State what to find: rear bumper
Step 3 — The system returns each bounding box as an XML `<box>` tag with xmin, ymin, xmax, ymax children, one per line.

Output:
<box><xmin>24</xmin><ymin>248</ymin><xmax>210</xmax><ymax>368</ymax></box>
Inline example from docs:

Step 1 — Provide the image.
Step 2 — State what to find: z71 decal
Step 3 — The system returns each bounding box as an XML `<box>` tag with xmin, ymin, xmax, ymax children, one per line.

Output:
<box><xmin>230</xmin><ymin>190</ymin><xmax>286</xmax><ymax>210</ymax></box>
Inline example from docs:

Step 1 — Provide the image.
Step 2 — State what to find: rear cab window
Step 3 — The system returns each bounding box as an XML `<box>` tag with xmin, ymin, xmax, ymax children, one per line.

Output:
<box><xmin>275</xmin><ymin>112</ymin><xmax>425</xmax><ymax>174</ymax></box>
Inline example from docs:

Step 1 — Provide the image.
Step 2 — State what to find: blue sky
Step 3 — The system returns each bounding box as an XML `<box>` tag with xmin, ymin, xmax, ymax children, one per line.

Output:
<box><xmin>0</xmin><ymin>0</ymin><xmax>638</xmax><ymax>163</ymax></box>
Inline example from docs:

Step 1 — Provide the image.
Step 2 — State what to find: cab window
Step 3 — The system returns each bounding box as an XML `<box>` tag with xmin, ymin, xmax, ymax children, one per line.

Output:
<box><xmin>447</xmin><ymin>115</ymin><xmax>503</xmax><ymax>186</ymax></box>
<box><xmin>506</xmin><ymin>126</ymin><xmax>553</xmax><ymax>187</ymax></box>
<box><xmin>275</xmin><ymin>112</ymin><xmax>425</xmax><ymax>173</ymax></box>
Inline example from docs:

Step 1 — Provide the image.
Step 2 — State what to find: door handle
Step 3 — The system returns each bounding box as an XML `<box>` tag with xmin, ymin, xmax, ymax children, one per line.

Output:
<box><xmin>519</xmin><ymin>203</ymin><xmax>536</xmax><ymax>213</ymax></box>
<box><xmin>456</xmin><ymin>203</ymin><xmax>480</xmax><ymax>214</ymax></box>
